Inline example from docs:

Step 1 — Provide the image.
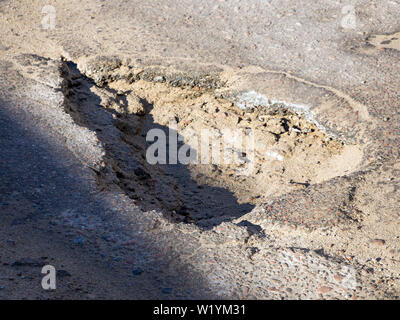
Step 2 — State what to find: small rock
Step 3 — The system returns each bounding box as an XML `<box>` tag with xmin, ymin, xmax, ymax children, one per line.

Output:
<box><xmin>334</xmin><ymin>273</ymin><xmax>344</xmax><ymax>282</ymax></box>
<box><xmin>132</xmin><ymin>268</ymin><xmax>143</xmax><ymax>276</ymax></box>
<box><xmin>153</xmin><ymin>76</ymin><xmax>164</xmax><ymax>83</ymax></box>
<box><xmin>370</xmin><ymin>239</ymin><xmax>385</xmax><ymax>246</ymax></box>
<box><xmin>73</xmin><ymin>236</ymin><xmax>85</xmax><ymax>245</ymax></box>
<box><xmin>126</xmin><ymin>94</ymin><xmax>145</xmax><ymax>115</ymax></box>
<box><xmin>317</xmin><ymin>286</ymin><xmax>332</xmax><ymax>294</ymax></box>
<box><xmin>161</xmin><ymin>288</ymin><xmax>172</xmax><ymax>294</ymax></box>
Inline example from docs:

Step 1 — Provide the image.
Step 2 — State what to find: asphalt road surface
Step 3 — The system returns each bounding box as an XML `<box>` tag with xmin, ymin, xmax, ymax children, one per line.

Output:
<box><xmin>0</xmin><ymin>0</ymin><xmax>399</xmax><ymax>299</ymax></box>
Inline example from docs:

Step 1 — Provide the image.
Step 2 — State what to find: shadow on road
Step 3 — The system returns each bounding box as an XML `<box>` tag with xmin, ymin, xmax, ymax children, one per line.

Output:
<box><xmin>0</xmin><ymin>89</ymin><xmax>217</xmax><ymax>298</ymax></box>
<box><xmin>61</xmin><ymin>60</ymin><xmax>254</xmax><ymax>230</ymax></box>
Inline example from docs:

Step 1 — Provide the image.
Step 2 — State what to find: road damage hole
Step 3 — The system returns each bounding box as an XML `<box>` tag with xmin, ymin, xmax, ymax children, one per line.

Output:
<box><xmin>60</xmin><ymin>58</ymin><xmax>363</xmax><ymax>228</ymax></box>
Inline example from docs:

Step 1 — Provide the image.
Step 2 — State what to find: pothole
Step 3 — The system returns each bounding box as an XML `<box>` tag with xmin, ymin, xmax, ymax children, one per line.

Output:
<box><xmin>60</xmin><ymin>58</ymin><xmax>363</xmax><ymax>228</ymax></box>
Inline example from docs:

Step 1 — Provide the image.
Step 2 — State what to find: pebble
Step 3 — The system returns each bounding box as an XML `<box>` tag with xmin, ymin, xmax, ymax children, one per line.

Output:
<box><xmin>161</xmin><ymin>288</ymin><xmax>172</xmax><ymax>294</ymax></box>
<box><xmin>334</xmin><ymin>273</ymin><xmax>344</xmax><ymax>282</ymax></box>
<box><xmin>153</xmin><ymin>76</ymin><xmax>164</xmax><ymax>83</ymax></box>
<box><xmin>370</xmin><ymin>239</ymin><xmax>385</xmax><ymax>246</ymax></box>
<box><xmin>132</xmin><ymin>268</ymin><xmax>143</xmax><ymax>276</ymax></box>
<box><xmin>73</xmin><ymin>236</ymin><xmax>85</xmax><ymax>245</ymax></box>
<box><xmin>317</xmin><ymin>286</ymin><xmax>332</xmax><ymax>294</ymax></box>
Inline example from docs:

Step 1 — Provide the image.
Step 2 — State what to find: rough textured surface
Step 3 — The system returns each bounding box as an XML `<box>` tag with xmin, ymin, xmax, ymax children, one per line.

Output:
<box><xmin>0</xmin><ymin>0</ymin><xmax>399</xmax><ymax>299</ymax></box>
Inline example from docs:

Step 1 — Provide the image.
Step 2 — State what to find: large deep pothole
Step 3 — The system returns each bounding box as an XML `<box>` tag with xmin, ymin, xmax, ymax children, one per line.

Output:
<box><xmin>61</xmin><ymin>59</ymin><xmax>363</xmax><ymax>228</ymax></box>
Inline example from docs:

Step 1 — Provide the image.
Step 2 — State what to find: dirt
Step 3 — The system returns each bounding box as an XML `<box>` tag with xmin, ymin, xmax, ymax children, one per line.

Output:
<box><xmin>59</xmin><ymin>57</ymin><xmax>364</xmax><ymax>229</ymax></box>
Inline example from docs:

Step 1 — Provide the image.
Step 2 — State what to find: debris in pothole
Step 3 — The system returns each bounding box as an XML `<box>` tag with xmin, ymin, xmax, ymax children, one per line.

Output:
<box><xmin>60</xmin><ymin>58</ymin><xmax>363</xmax><ymax>228</ymax></box>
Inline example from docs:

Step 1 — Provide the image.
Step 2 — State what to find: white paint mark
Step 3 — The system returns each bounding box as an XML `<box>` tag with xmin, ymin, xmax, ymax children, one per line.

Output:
<box><xmin>235</xmin><ymin>90</ymin><xmax>328</xmax><ymax>133</ymax></box>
